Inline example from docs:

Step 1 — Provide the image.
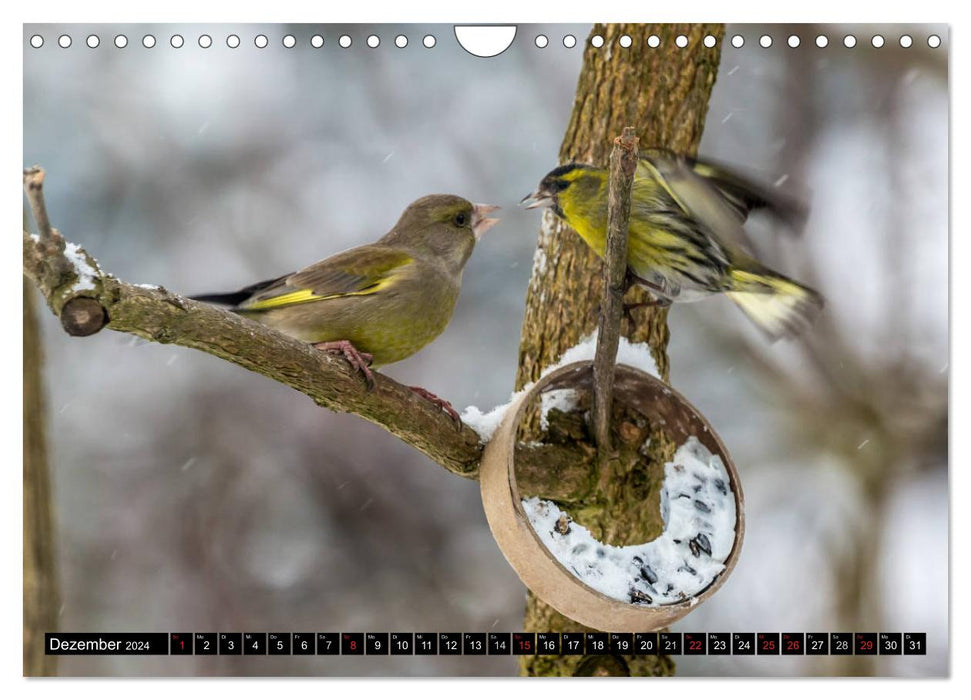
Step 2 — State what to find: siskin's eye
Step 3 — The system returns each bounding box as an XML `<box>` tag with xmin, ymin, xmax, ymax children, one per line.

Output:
<box><xmin>454</xmin><ymin>212</ymin><xmax>468</xmax><ymax>227</ymax></box>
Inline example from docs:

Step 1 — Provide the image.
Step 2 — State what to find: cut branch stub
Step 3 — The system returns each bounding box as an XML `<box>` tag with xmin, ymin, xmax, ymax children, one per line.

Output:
<box><xmin>59</xmin><ymin>297</ymin><xmax>108</xmax><ymax>336</ymax></box>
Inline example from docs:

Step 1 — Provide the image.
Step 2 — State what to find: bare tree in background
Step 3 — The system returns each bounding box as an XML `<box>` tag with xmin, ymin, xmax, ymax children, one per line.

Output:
<box><xmin>690</xmin><ymin>32</ymin><xmax>948</xmax><ymax>675</ymax></box>
<box><xmin>24</xmin><ymin>274</ymin><xmax>59</xmax><ymax>677</ymax></box>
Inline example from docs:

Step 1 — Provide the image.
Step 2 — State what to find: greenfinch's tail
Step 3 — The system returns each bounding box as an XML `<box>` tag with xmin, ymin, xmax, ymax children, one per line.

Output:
<box><xmin>725</xmin><ymin>267</ymin><xmax>824</xmax><ymax>340</ymax></box>
<box><xmin>190</xmin><ymin>274</ymin><xmax>290</xmax><ymax>308</ymax></box>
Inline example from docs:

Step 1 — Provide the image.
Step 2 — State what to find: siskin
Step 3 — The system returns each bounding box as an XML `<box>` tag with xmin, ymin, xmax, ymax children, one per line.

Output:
<box><xmin>193</xmin><ymin>194</ymin><xmax>499</xmax><ymax>420</ymax></box>
<box><xmin>522</xmin><ymin>148</ymin><xmax>823</xmax><ymax>339</ymax></box>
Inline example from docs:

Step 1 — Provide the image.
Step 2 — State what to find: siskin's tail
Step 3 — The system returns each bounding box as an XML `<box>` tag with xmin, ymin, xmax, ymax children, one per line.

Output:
<box><xmin>725</xmin><ymin>267</ymin><xmax>824</xmax><ymax>340</ymax></box>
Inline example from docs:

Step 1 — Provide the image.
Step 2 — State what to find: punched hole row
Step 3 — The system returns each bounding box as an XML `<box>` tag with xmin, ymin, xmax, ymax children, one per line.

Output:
<box><xmin>27</xmin><ymin>33</ymin><xmax>439</xmax><ymax>50</ymax></box>
<box><xmin>588</xmin><ymin>32</ymin><xmax>941</xmax><ymax>50</ymax></box>
<box><xmin>29</xmin><ymin>32</ymin><xmax>944</xmax><ymax>51</ymax></box>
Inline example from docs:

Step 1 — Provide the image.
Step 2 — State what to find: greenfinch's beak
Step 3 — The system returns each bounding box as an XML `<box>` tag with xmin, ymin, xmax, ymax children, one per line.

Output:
<box><xmin>520</xmin><ymin>190</ymin><xmax>553</xmax><ymax>210</ymax></box>
<box><xmin>472</xmin><ymin>203</ymin><xmax>500</xmax><ymax>240</ymax></box>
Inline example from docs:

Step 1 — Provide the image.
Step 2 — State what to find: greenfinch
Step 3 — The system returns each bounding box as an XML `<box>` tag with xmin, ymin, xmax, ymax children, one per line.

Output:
<box><xmin>193</xmin><ymin>194</ymin><xmax>499</xmax><ymax>419</ymax></box>
<box><xmin>522</xmin><ymin>148</ymin><xmax>823</xmax><ymax>339</ymax></box>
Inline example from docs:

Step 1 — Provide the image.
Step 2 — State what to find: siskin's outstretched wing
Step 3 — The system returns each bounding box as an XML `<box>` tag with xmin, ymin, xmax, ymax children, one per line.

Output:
<box><xmin>638</xmin><ymin>148</ymin><xmax>808</xmax><ymax>257</ymax></box>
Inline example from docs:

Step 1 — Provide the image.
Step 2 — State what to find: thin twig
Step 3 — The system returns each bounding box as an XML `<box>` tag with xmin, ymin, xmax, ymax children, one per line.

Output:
<box><xmin>591</xmin><ymin>127</ymin><xmax>639</xmax><ymax>456</ymax></box>
<box><xmin>23</xmin><ymin>166</ymin><xmax>55</xmax><ymax>242</ymax></box>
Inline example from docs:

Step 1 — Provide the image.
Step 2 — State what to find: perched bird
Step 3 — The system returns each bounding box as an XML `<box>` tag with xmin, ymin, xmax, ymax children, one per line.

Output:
<box><xmin>192</xmin><ymin>194</ymin><xmax>499</xmax><ymax>421</ymax></box>
<box><xmin>521</xmin><ymin>148</ymin><xmax>823</xmax><ymax>339</ymax></box>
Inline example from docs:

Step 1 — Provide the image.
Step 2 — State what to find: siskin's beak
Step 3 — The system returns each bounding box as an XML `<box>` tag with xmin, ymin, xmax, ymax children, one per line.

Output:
<box><xmin>520</xmin><ymin>190</ymin><xmax>554</xmax><ymax>210</ymax></box>
<box><xmin>472</xmin><ymin>203</ymin><xmax>500</xmax><ymax>240</ymax></box>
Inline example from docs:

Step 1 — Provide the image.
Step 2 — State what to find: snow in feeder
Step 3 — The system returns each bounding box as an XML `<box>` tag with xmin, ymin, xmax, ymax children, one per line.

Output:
<box><xmin>522</xmin><ymin>435</ymin><xmax>736</xmax><ymax>606</ymax></box>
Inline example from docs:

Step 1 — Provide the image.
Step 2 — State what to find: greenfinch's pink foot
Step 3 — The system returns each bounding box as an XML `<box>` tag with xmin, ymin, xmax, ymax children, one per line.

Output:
<box><xmin>314</xmin><ymin>340</ymin><xmax>375</xmax><ymax>390</ymax></box>
<box><xmin>408</xmin><ymin>386</ymin><xmax>461</xmax><ymax>428</ymax></box>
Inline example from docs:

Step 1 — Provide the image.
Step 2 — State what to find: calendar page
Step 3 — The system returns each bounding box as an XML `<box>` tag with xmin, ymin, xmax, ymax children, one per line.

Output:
<box><xmin>22</xmin><ymin>22</ymin><xmax>948</xmax><ymax>678</ymax></box>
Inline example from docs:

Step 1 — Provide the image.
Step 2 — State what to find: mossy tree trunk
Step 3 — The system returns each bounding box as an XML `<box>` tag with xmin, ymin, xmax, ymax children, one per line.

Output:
<box><xmin>515</xmin><ymin>23</ymin><xmax>724</xmax><ymax>677</ymax></box>
<box><xmin>24</xmin><ymin>278</ymin><xmax>59</xmax><ymax>676</ymax></box>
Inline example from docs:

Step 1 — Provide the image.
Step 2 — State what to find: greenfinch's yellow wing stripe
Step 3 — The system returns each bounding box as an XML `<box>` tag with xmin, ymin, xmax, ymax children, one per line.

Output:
<box><xmin>238</xmin><ymin>246</ymin><xmax>412</xmax><ymax>311</ymax></box>
<box><xmin>242</xmin><ymin>279</ymin><xmax>395</xmax><ymax>310</ymax></box>
<box><xmin>244</xmin><ymin>288</ymin><xmax>323</xmax><ymax>309</ymax></box>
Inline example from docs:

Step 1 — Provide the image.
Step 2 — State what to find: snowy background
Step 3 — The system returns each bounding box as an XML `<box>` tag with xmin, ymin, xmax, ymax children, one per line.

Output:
<box><xmin>23</xmin><ymin>23</ymin><xmax>948</xmax><ymax>676</ymax></box>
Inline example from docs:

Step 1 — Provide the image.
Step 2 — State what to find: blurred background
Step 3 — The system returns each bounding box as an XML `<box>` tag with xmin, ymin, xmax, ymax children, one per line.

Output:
<box><xmin>23</xmin><ymin>23</ymin><xmax>947</xmax><ymax>676</ymax></box>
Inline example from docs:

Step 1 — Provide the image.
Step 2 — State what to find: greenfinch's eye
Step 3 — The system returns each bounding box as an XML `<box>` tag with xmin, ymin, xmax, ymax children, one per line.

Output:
<box><xmin>454</xmin><ymin>212</ymin><xmax>467</xmax><ymax>227</ymax></box>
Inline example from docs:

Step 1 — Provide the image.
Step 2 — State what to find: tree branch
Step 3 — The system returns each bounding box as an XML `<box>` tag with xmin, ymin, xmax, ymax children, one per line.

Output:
<box><xmin>21</xmin><ymin>167</ymin><xmax>595</xmax><ymax>498</ymax></box>
<box><xmin>591</xmin><ymin>127</ymin><xmax>639</xmax><ymax>456</ymax></box>
<box><xmin>24</xmin><ymin>166</ymin><xmax>54</xmax><ymax>242</ymax></box>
